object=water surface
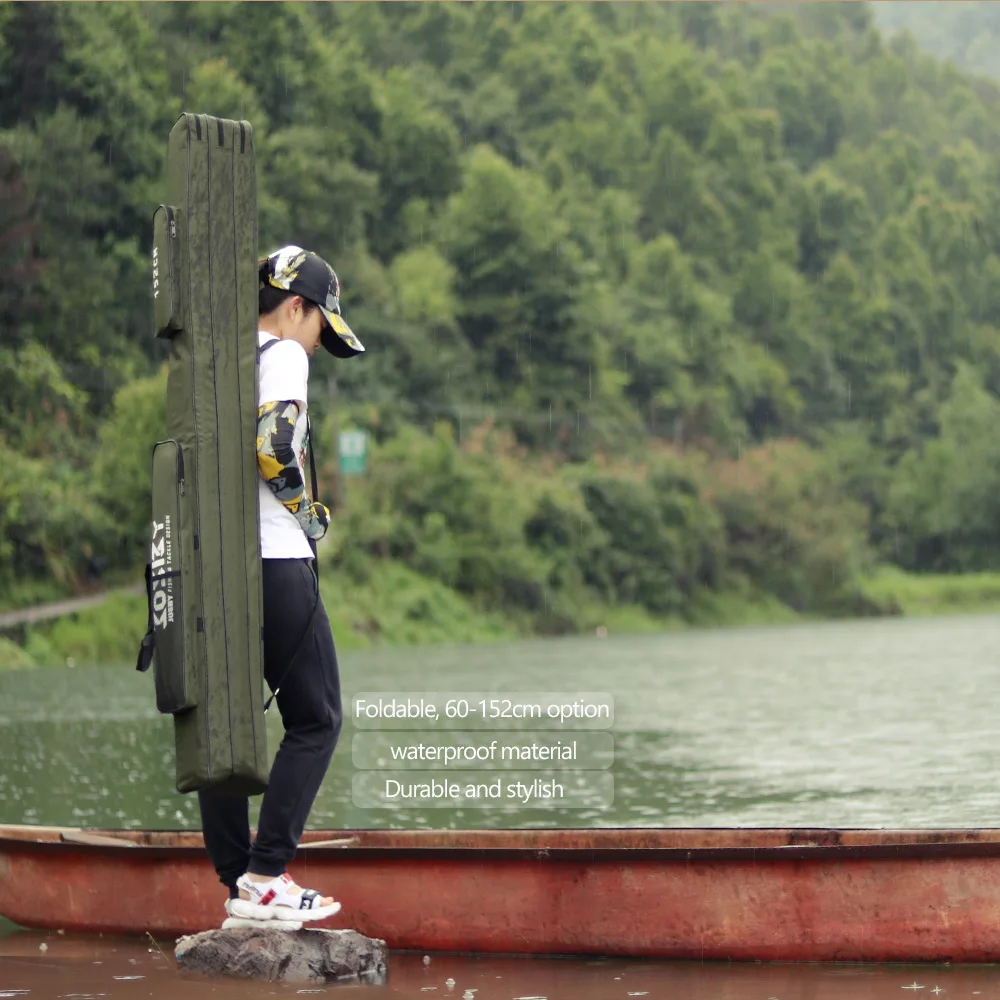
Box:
[2,613,998,830]
[2,928,1000,1000]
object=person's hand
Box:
[305,501,330,540]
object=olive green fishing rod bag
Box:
[135,112,268,797]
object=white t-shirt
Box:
[257,331,315,560]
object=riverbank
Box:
[856,568,1000,618]
[2,564,1000,670]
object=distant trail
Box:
[0,584,145,630]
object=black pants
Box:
[197,557,342,892]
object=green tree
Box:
[885,364,1000,571]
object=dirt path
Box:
[0,584,145,630]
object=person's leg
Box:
[249,557,342,880]
[196,790,251,898]
[198,558,330,902]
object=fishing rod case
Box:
[136,112,268,797]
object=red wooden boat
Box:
[3,824,1000,962]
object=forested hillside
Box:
[3,1,1000,657]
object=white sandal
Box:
[227,872,341,923]
[222,904,302,932]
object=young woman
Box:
[197,245,364,927]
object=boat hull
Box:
[2,825,1000,961]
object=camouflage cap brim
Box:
[320,307,365,357]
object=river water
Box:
[2,613,1000,997]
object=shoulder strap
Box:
[307,419,319,573]
[257,337,279,359]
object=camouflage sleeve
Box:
[256,400,329,540]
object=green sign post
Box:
[338,429,369,477]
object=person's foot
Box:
[242,871,335,909]
[228,872,341,923]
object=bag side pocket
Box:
[150,438,196,713]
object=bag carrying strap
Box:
[135,562,157,673]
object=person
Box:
[197,245,365,928]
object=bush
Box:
[703,439,874,613]
[328,421,877,626]
[0,636,36,670]
[576,456,726,615]
[331,422,553,618]
[0,437,116,593]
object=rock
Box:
[174,926,388,984]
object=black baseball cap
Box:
[260,245,365,358]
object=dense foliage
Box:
[3,1,999,640]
